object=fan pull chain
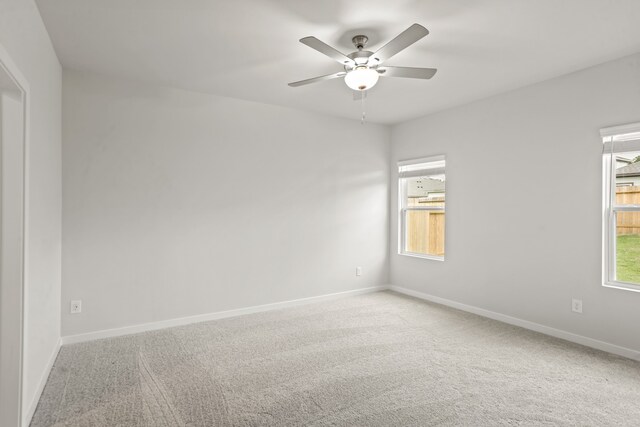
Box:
[361,91,366,125]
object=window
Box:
[398,156,445,260]
[602,123,640,292]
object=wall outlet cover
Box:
[572,298,583,314]
[71,300,82,314]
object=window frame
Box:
[398,155,446,261]
[602,123,640,293]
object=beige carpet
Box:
[31,291,640,426]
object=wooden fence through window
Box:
[406,197,445,256]
[617,186,640,235]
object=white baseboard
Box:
[390,285,640,362]
[23,337,62,426]
[60,283,640,361]
[61,286,388,345]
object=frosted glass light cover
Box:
[344,67,379,91]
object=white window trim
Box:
[600,122,640,139]
[602,123,640,293]
[398,155,445,261]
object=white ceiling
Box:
[36,0,640,124]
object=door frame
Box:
[0,41,30,427]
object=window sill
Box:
[398,252,444,262]
[603,281,640,293]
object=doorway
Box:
[0,46,27,427]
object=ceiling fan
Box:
[288,23,437,92]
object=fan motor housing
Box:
[345,50,375,71]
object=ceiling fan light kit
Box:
[289,23,437,94]
[344,66,379,90]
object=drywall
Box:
[391,52,640,352]
[0,0,62,423]
[62,69,390,336]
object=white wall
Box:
[62,69,389,337]
[391,53,640,352]
[0,0,62,422]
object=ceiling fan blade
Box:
[288,72,347,87]
[300,37,355,66]
[377,66,437,79]
[371,24,429,64]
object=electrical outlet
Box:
[572,298,582,314]
[70,300,82,314]
[356,266,362,277]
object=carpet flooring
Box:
[31,291,640,426]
